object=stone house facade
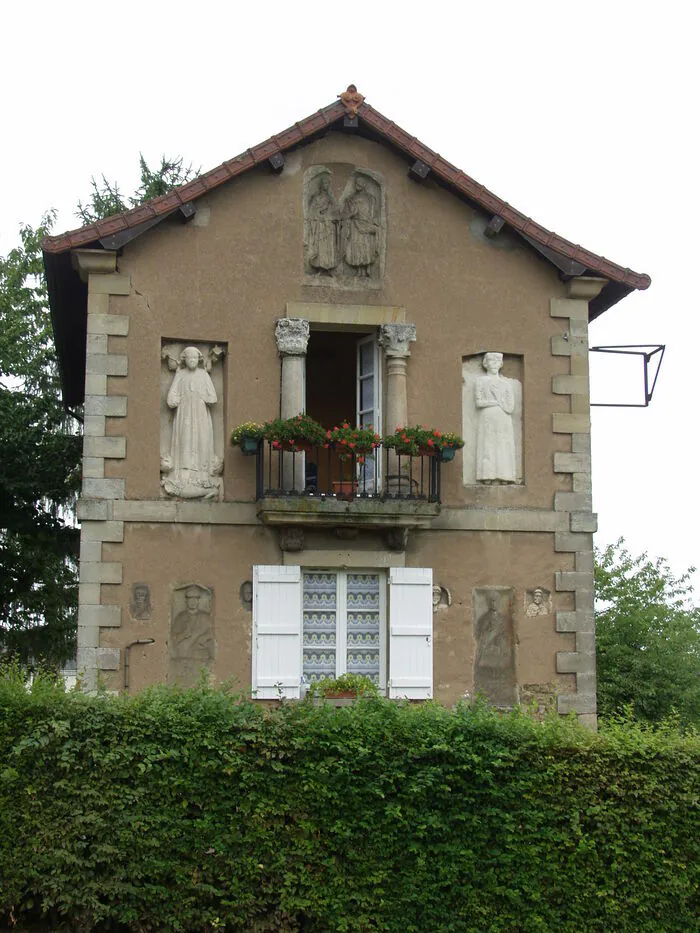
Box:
[44,87,650,725]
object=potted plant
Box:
[436,431,465,462]
[328,422,381,462]
[230,421,265,455]
[310,673,379,702]
[262,414,326,452]
[383,425,464,460]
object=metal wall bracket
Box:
[589,344,665,407]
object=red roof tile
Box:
[42,93,650,296]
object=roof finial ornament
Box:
[339,84,364,117]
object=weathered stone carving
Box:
[303,166,386,285]
[130,583,152,621]
[462,352,523,485]
[432,584,452,611]
[168,584,215,686]
[472,587,517,707]
[305,171,340,275]
[240,580,253,611]
[160,343,225,500]
[385,527,409,551]
[279,527,305,552]
[379,323,417,359]
[275,318,310,357]
[525,587,552,617]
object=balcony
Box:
[254,442,442,530]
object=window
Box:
[252,565,433,700]
[302,571,386,687]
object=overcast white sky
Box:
[2,1,698,579]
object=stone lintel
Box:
[287,301,405,327]
[72,249,117,281]
[283,550,406,569]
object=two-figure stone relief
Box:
[472,587,517,707]
[160,343,225,500]
[167,583,215,686]
[303,166,386,285]
[462,352,523,485]
[525,587,552,617]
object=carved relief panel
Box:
[525,587,552,616]
[167,583,215,686]
[462,352,523,486]
[160,342,226,500]
[303,165,386,287]
[472,587,517,707]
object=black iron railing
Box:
[254,442,441,503]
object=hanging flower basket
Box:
[328,422,380,461]
[263,414,326,451]
[230,421,265,455]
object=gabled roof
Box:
[44,87,650,407]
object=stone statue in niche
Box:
[525,587,552,617]
[432,584,452,612]
[472,587,517,707]
[303,166,385,285]
[168,584,215,686]
[130,583,152,621]
[462,352,523,485]
[160,343,225,500]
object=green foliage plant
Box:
[1,671,697,932]
[310,673,380,698]
[596,539,700,725]
[263,414,326,450]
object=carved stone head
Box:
[482,352,504,375]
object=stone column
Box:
[275,318,310,492]
[379,323,416,489]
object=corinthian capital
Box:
[275,318,310,357]
[379,323,417,358]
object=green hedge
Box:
[0,673,698,932]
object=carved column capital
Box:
[275,318,310,357]
[379,323,416,358]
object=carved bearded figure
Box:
[162,347,221,499]
[475,352,516,483]
[342,175,378,276]
[306,174,339,273]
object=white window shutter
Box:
[388,567,433,699]
[252,565,302,699]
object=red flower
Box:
[326,430,331,439]
[289,439,294,445]
[349,442,355,448]
[343,422,349,429]
[357,456,365,464]
[433,430,442,438]
[428,438,434,446]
